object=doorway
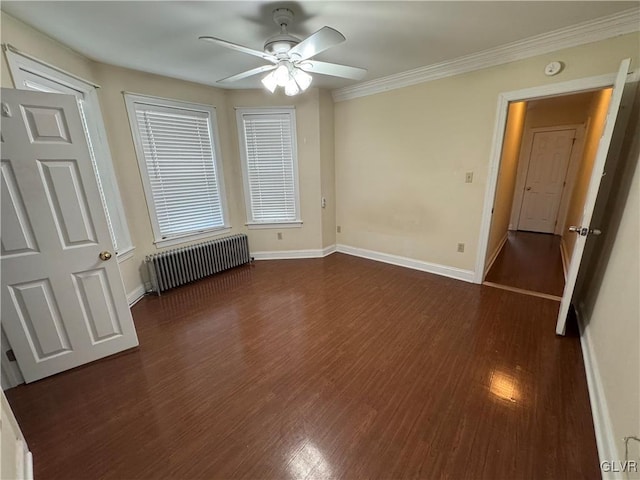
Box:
[482,90,612,299]
[475,60,634,335]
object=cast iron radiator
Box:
[145,234,250,294]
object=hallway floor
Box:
[485,231,565,297]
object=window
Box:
[125,94,228,247]
[236,107,301,227]
[5,48,134,260]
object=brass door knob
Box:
[99,251,113,261]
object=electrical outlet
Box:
[277,232,283,240]
[465,172,474,183]
[321,197,327,208]
[337,226,342,233]
[457,243,465,253]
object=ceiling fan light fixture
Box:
[274,63,291,87]
[292,68,312,91]
[261,71,278,93]
[202,8,367,93]
[284,79,300,96]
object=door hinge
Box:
[6,349,16,362]
[1,102,12,118]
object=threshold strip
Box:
[482,281,562,302]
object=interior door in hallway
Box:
[556,58,633,334]
[517,128,575,233]
[1,88,139,383]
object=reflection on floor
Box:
[485,231,565,297]
[6,254,597,479]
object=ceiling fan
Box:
[199,8,367,96]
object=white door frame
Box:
[474,70,637,285]
[509,124,585,234]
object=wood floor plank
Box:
[6,253,599,479]
[485,231,566,296]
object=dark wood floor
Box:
[485,231,566,296]
[6,254,598,479]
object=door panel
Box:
[1,161,39,256]
[38,159,98,246]
[9,278,72,360]
[518,129,575,233]
[21,105,71,143]
[1,88,138,382]
[73,269,123,343]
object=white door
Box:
[556,58,631,334]
[518,129,575,233]
[0,88,139,382]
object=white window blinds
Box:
[238,111,300,224]
[128,98,226,240]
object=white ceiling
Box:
[2,1,637,90]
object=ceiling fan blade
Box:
[298,60,367,80]
[218,65,277,84]
[199,36,278,63]
[288,26,345,62]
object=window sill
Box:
[246,221,303,230]
[116,246,136,263]
[154,227,232,249]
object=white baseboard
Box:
[322,244,337,257]
[252,245,336,260]
[560,238,570,281]
[484,232,509,277]
[336,244,475,283]
[127,284,146,306]
[576,303,619,477]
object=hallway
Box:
[485,231,565,297]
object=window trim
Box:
[4,48,135,258]
[124,93,230,248]
[236,106,302,227]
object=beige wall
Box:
[562,89,613,261]
[334,33,640,271]
[319,89,336,248]
[524,91,595,130]
[1,12,96,88]
[485,101,526,267]
[575,86,640,468]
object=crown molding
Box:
[332,8,640,102]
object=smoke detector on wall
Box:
[544,61,563,76]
